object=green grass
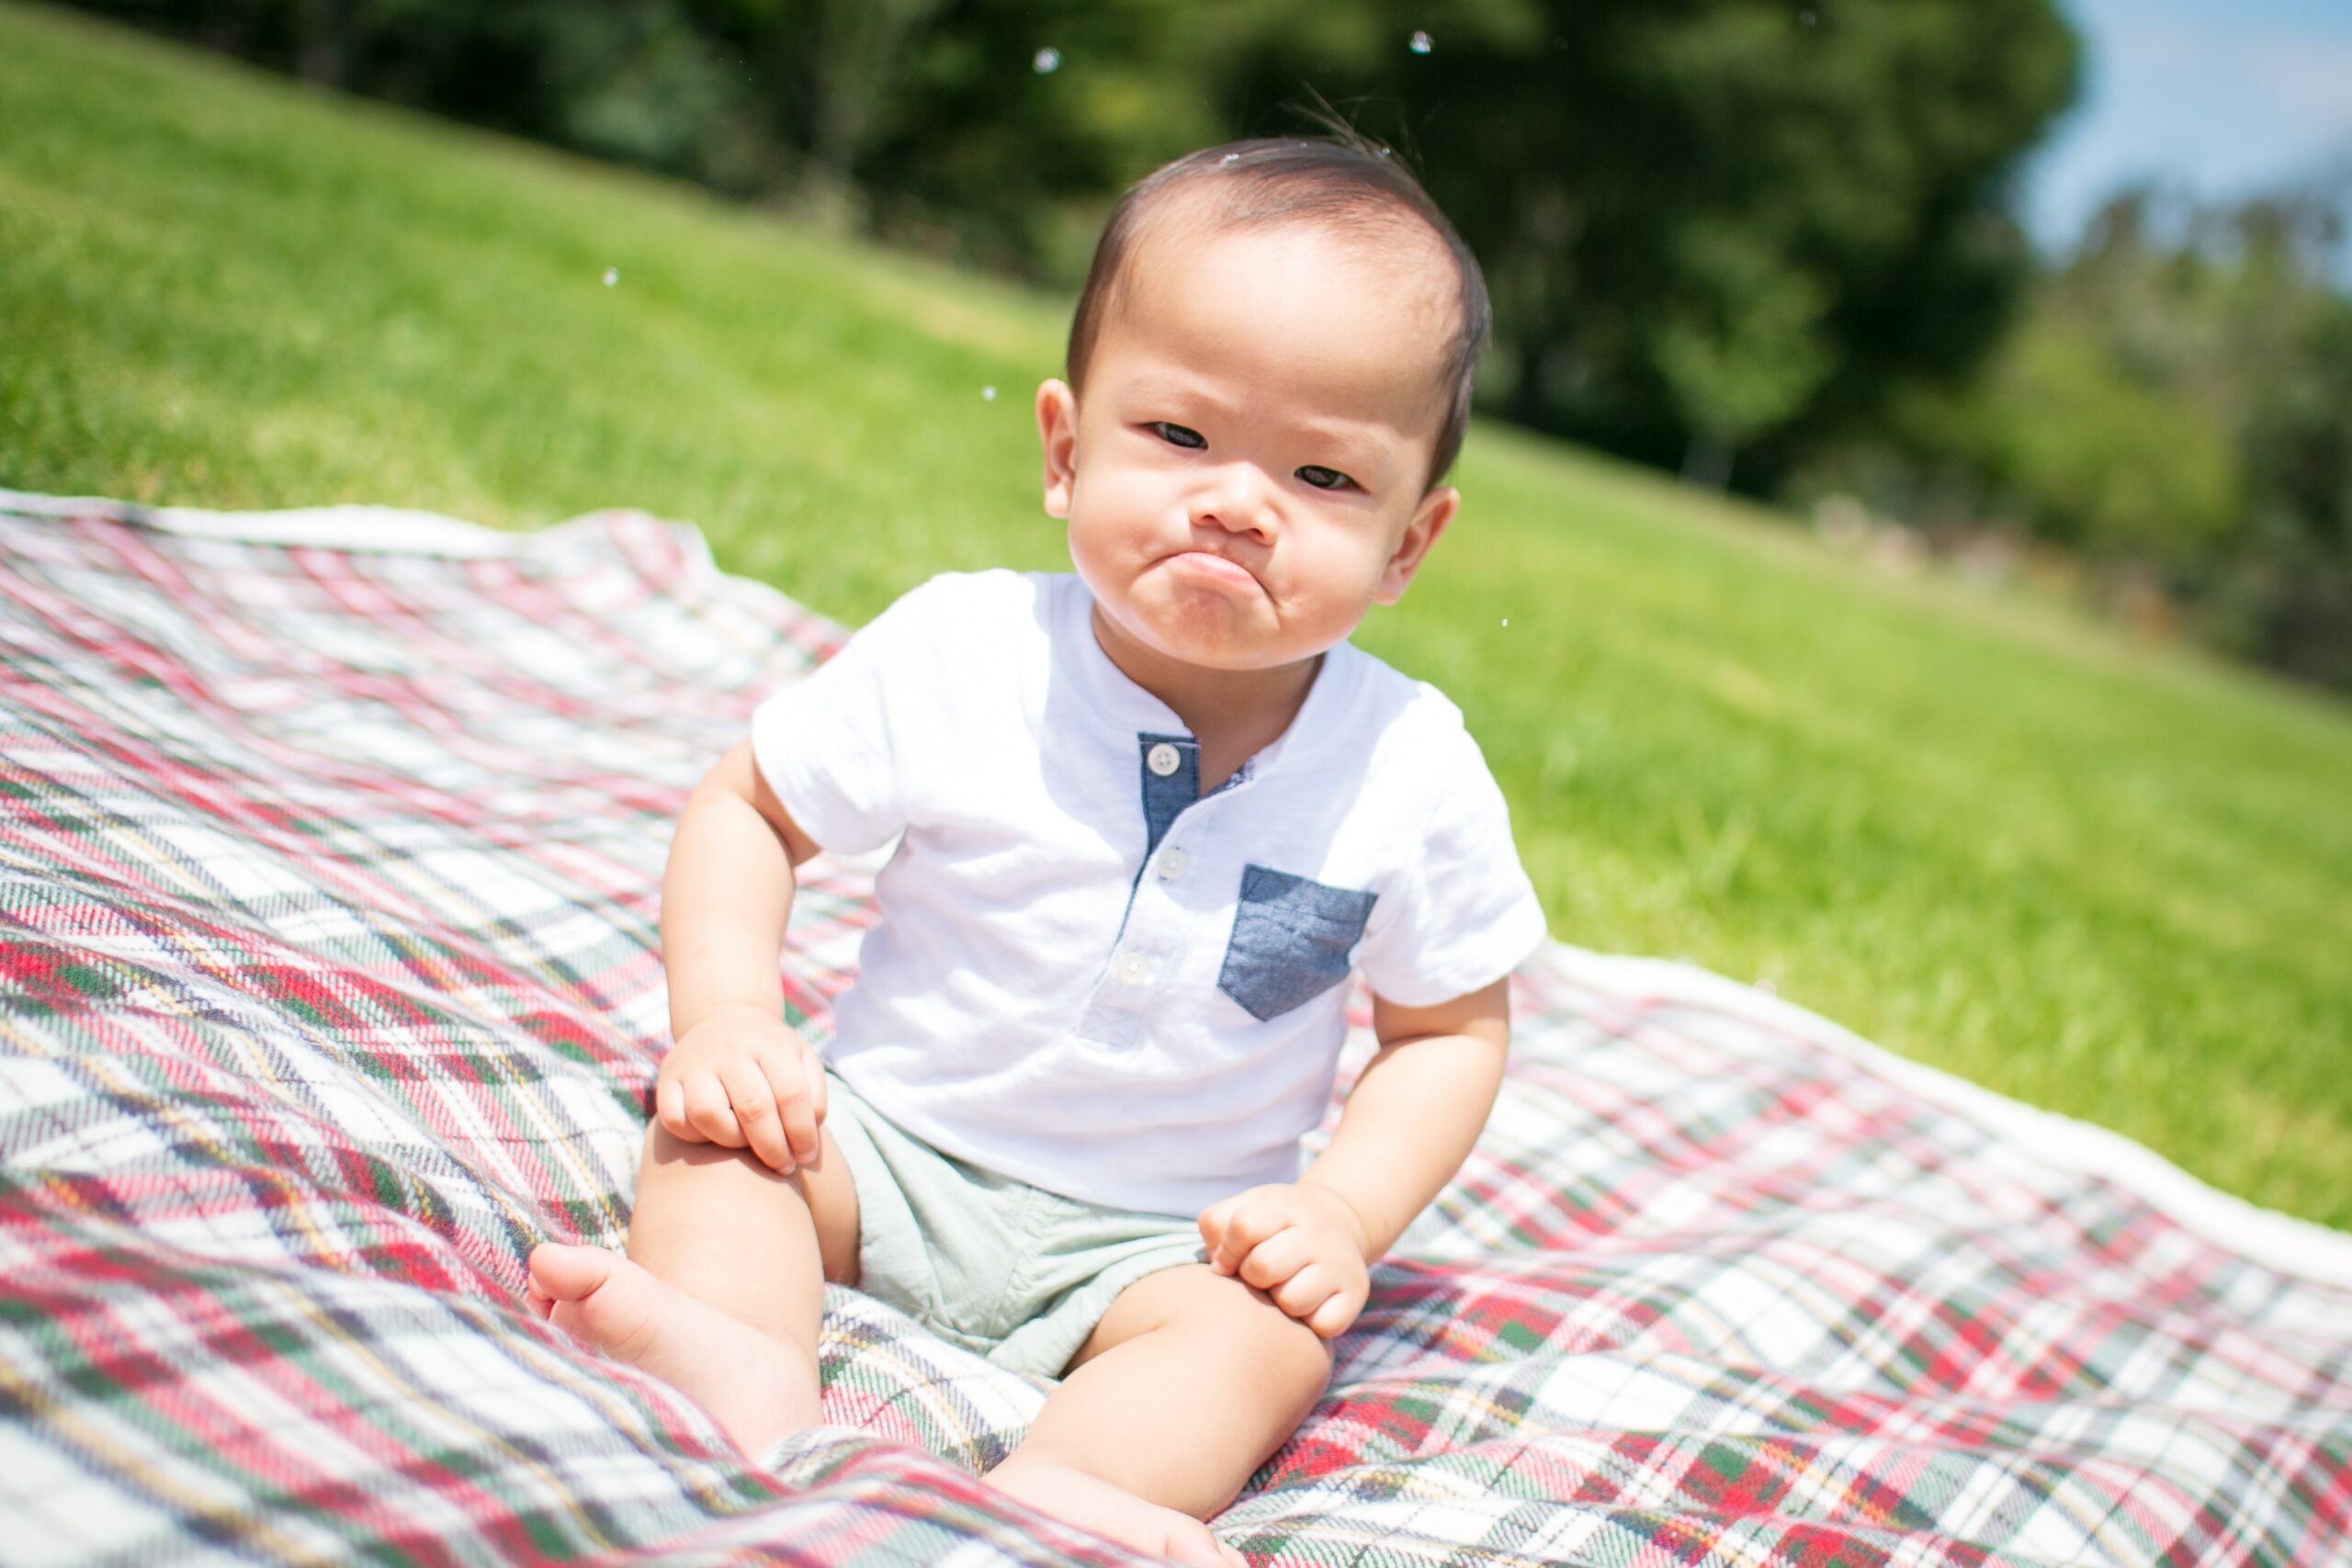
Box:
[5,1,2349,1228]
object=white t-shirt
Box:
[750,570,1547,1216]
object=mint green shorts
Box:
[820,1071,1208,1380]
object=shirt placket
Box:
[1072,733,1250,1048]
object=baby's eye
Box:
[1151,422,1206,450]
[1296,465,1355,492]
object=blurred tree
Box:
[69,0,766,185]
[845,0,1229,276]
[298,0,356,83]
[60,0,2075,490]
[1995,186,2352,686]
[1975,322,2242,558]
[2191,193,2352,686]
[807,0,945,186]
[1805,183,2352,691]
[681,0,948,213]
[1651,229,1836,488]
[1204,0,2077,489]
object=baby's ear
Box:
[1035,379,1080,519]
[1375,484,1459,605]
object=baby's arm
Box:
[655,737,831,1173]
[1199,979,1510,1337]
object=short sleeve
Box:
[748,577,954,857]
[1354,718,1548,1008]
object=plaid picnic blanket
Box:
[2,489,2347,1568]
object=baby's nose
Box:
[1197,467,1276,536]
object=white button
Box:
[1158,847,1188,880]
[1117,953,1154,985]
[1146,743,1182,777]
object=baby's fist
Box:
[656,1006,826,1175]
[1198,1181,1373,1338]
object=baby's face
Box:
[1037,220,1460,680]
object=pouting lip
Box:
[1161,547,1263,589]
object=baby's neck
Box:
[1089,606,1322,791]
[1178,669,1320,793]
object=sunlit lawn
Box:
[5,0,2348,1228]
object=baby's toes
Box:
[1159,1517,1242,1568]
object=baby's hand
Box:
[1198,1181,1373,1338]
[655,1004,827,1175]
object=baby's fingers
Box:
[1202,1190,1288,1275]
[654,1075,696,1141]
[683,1071,746,1149]
[657,1071,722,1144]
[718,1055,793,1172]
[1197,1199,1234,1271]
[1197,1200,1229,1267]
[757,1050,820,1168]
[1271,1264,1345,1332]
[1235,1227,1312,1294]
[1305,1282,1364,1339]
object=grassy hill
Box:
[5,0,2348,1228]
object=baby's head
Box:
[1069,135,1488,490]
[1037,134,1491,682]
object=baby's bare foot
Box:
[526,1243,817,1456]
[987,1457,1245,1567]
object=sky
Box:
[2023,0,2352,250]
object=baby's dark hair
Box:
[1066,129,1490,488]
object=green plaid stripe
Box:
[2,492,2347,1566]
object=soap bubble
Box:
[982,386,997,400]
[1799,9,1816,24]
[1409,29,1433,54]
[1500,617,1510,627]
[1033,47,1060,73]
[603,267,618,287]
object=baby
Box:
[528,132,1545,1566]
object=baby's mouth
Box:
[1164,549,1261,591]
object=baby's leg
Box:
[527,1125,860,1457]
[988,1265,1330,1567]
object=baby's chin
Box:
[1085,567,1350,678]
[1130,613,1340,682]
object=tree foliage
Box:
[68,0,2076,484]
[1199,1,2075,487]
[1803,185,2352,690]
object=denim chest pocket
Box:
[1217,864,1378,1022]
